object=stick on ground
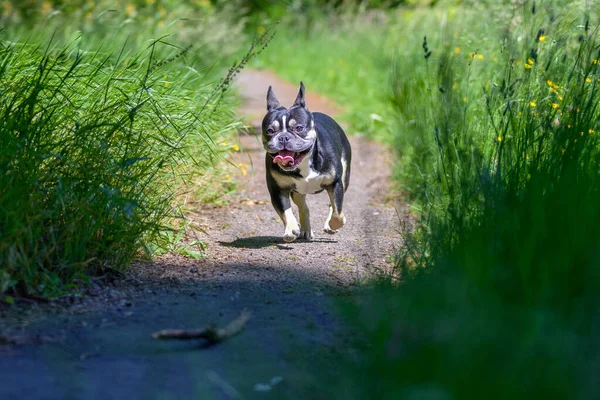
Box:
[152,310,251,343]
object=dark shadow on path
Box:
[219,236,337,249]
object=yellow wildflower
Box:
[525,64,532,69]
[41,0,52,15]
[497,136,503,142]
[552,103,559,109]
[538,35,546,42]
[529,101,537,107]
[586,77,592,83]
[232,144,240,152]
[527,58,535,65]
[257,26,266,34]
[476,54,484,60]
[589,129,595,134]
[547,80,559,89]
[454,47,461,54]
[125,3,136,17]
[158,20,165,28]
[593,60,598,65]
[225,174,231,182]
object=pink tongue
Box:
[273,150,295,166]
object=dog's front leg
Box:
[324,181,346,234]
[268,186,300,242]
[292,192,313,240]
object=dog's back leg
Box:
[324,181,346,233]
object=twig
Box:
[152,311,251,343]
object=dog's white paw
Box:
[298,230,314,241]
[283,229,300,242]
[329,214,346,230]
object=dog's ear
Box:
[292,81,306,108]
[266,86,282,111]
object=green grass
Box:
[0,1,274,298]
[252,1,600,397]
[346,1,600,398]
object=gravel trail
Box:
[0,69,403,400]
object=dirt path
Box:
[0,70,403,399]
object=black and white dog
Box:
[262,82,351,242]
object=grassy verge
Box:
[0,1,271,298]
[252,1,600,396]
[345,1,600,397]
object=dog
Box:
[261,82,351,242]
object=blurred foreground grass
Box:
[257,1,600,397]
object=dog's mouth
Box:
[273,149,308,170]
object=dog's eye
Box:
[266,128,275,135]
[295,125,304,133]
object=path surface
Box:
[0,70,402,399]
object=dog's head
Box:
[262,82,316,172]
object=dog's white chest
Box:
[293,157,332,194]
[293,169,327,194]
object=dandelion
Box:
[552,103,559,109]
[497,136,503,142]
[529,101,537,107]
[593,60,598,65]
[589,129,595,134]
[454,47,461,54]
[225,174,232,182]
[538,35,546,42]
[476,54,484,60]
[527,58,535,65]
[525,63,532,69]
[547,80,559,89]
[586,77,592,83]
[232,144,240,151]
[558,95,563,101]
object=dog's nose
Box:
[279,136,289,146]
